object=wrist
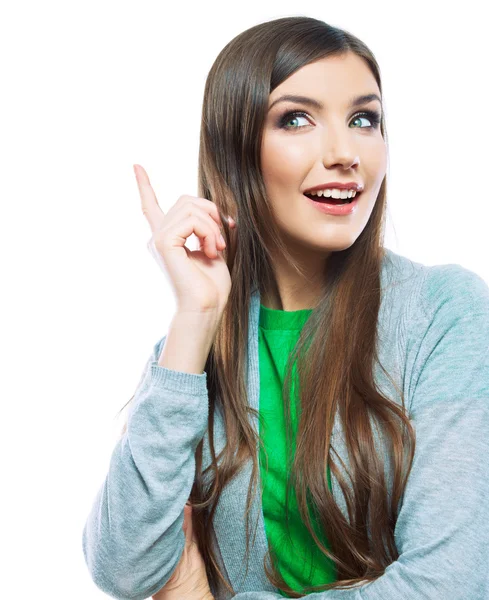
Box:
[158,312,218,374]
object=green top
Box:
[258,303,337,596]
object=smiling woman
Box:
[82,14,489,600]
[261,53,385,258]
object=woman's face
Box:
[261,52,387,258]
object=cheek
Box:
[369,140,387,179]
[261,136,310,186]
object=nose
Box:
[320,121,360,170]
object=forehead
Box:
[268,53,379,108]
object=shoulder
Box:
[399,260,489,414]
[382,248,489,321]
[418,262,489,320]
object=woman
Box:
[82,16,489,600]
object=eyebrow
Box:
[268,93,382,112]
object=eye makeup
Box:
[275,108,382,131]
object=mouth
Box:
[303,190,362,204]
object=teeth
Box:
[307,188,357,199]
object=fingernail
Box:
[219,234,225,245]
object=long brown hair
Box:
[122,15,416,597]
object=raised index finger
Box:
[133,164,165,233]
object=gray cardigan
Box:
[82,249,489,599]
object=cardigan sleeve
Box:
[231,264,489,600]
[82,335,210,600]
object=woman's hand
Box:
[152,503,214,600]
[134,163,236,316]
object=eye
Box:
[278,111,311,130]
[350,110,382,129]
[277,109,382,131]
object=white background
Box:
[1,1,487,598]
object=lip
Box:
[303,181,364,194]
[305,190,362,216]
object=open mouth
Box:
[303,191,361,204]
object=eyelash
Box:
[278,109,382,131]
